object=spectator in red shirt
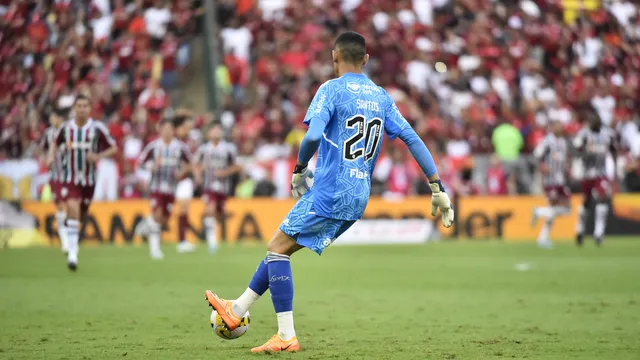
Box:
[119,160,144,199]
[160,32,179,90]
[385,147,417,198]
[486,156,510,195]
[137,80,169,123]
[51,49,72,86]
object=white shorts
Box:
[175,178,194,200]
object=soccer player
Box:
[174,116,197,253]
[42,109,68,252]
[204,31,454,353]
[135,118,192,259]
[530,120,571,248]
[50,95,118,270]
[573,112,617,246]
[193,123,240,253]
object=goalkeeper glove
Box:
[429,180,454,228]
[291,163,314,199]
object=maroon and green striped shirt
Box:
[55,119,116,186]
[138,138,192,194]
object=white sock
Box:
[276,311,296,341]
[553,206,571,216]
[66,219,79,264]
[594,204,609,238]
[534,206,554,219]
[56,211,68,251]
[204,216,217,250]
[576,206,586,235]
[537,219,553,246]
[232,288,260,316]
[147,217,162,255]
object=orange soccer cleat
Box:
[204,290,241,330]
[250,334,301,353]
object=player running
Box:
[193,123,240,253]
[49,95,118,270]
[135,118,192,259]
[41,109,68,253]
[573,113,617,246]
[204,32,454,353]
[530,120,571,248]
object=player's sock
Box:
[66,219,80,264]
[232,256,269,316]
[55,210,68,252]
[594,204,609,241]
[204,216,218,252]
[178,214,188,243]
[276,311,296,341]
[266,252,296,341]
[534,206,553,219]
[537,218,553,248]
[575,206,586,235]
[147,217,163,258]
[575,205,587,246]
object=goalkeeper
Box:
[205,31,453,353]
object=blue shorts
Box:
[279,192,356,255]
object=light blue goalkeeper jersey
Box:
[303,72,410,221]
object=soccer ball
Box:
[210,309,250,340]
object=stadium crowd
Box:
[1,0,640,201]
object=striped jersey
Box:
[138,138,192,194]
[55,119,116,186]
[41,126,65,182]
[533,133,569,186]
[573,126,617,179]
[194,141,237,194]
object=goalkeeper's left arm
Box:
[291,119,325,198]
[398,127,454,228]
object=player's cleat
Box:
[204,290,241,330]
[67,262,77,272]
[576,234,584,247]
[150,250,165,260]
[250,334,300,353]
[176,241,196,253]
[595,237,603,247]
[537,241,553,249]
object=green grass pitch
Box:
[1,239,639,360]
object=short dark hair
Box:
[334,31,366,65]
[53,108,66,118]
[74,94,91,105]
[172,115,190,128]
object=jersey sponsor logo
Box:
[66,141,93,150]
[322,238,331,247]
[349,168,368,179]
[360,84,381,94]
[346,81,361,94]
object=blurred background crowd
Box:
[1,0,640,202]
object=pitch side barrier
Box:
[10,195,640,247]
